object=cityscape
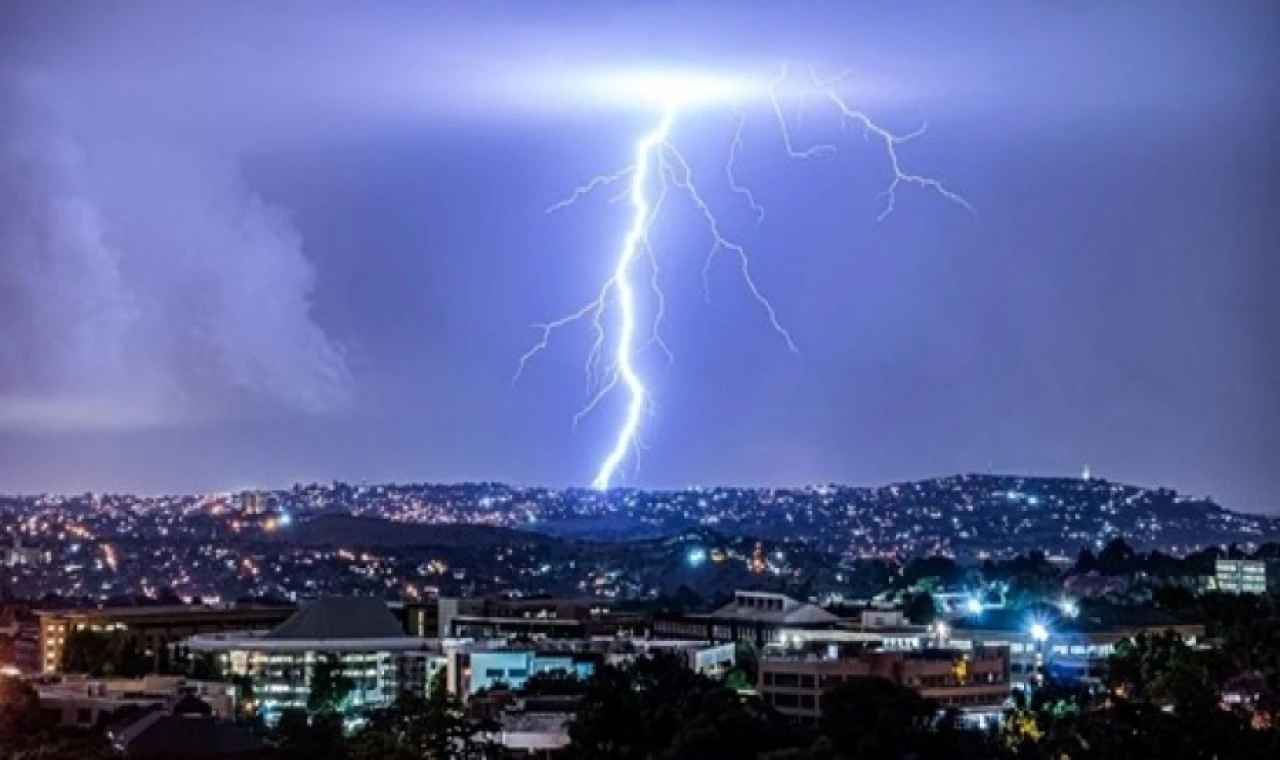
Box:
[2,474,1278,605]
[2,2,1278,760]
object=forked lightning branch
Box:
[514,65,972,490]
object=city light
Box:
[966,597,983,615]
[1029,622,1049,643]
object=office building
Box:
[1214,559,1271,595]
[37,603,294,675]
[651,590,842,647]
[185,596,436,719]
[436,595,643,640]
[758,643,1011,726]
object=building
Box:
[37,603,294,675]
[1214,559,1271,594]
[448,638,734,697]
[1,536,46,568]
[185,596,436,719]
[435,595,643,640]
[465,647,597,694]
[108,695,267,760]
[754,604,1205,693]
[36,675,234,728]
[758,643,1010,726]
[651,590,842,647]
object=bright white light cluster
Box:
[516,65,971,489]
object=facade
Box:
[652,590,842,647]
[186,596,436,719]
[1214,559,1271,594]
[448,638,733,697]
[435,595,643,640]
[36,675,233,728]
[761,609,1204,692]
[466,648,596,694]
[758,644,1010,725]
[37,603,294,675]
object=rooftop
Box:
[111,707,265,759]
[265,595,407,641]
[703,591,840,626]
[36,603,292,619]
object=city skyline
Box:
[1,2,1277,512]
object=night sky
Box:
[1,2,1276,511]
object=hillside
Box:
[270,514,562,550]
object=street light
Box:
[1029,622,1048,643]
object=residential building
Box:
[185,596,436,719]
[37,603,294,675]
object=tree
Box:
[818,677,937,760]
[520,669,587,697]
[349,672,501,760]
[1073,548,1098,574]
[567,653,799,760]
[61,628,114,676]
[1106,631,1222,709]
[274,708,348,760]
[1097,538,1136,575]
[900,556,963,589]
[308,652,355,714]
[0,676,116,759]
[187,650,225,680]
[902,592,937,625]
[61,628,149,677]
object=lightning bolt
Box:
[516,66,971,490]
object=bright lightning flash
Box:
[515,66,971,490]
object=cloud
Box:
[0,76,351,431]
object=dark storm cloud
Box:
[0,75,350,430]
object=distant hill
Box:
[501,474,1280,556]
[272,514,561,550]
